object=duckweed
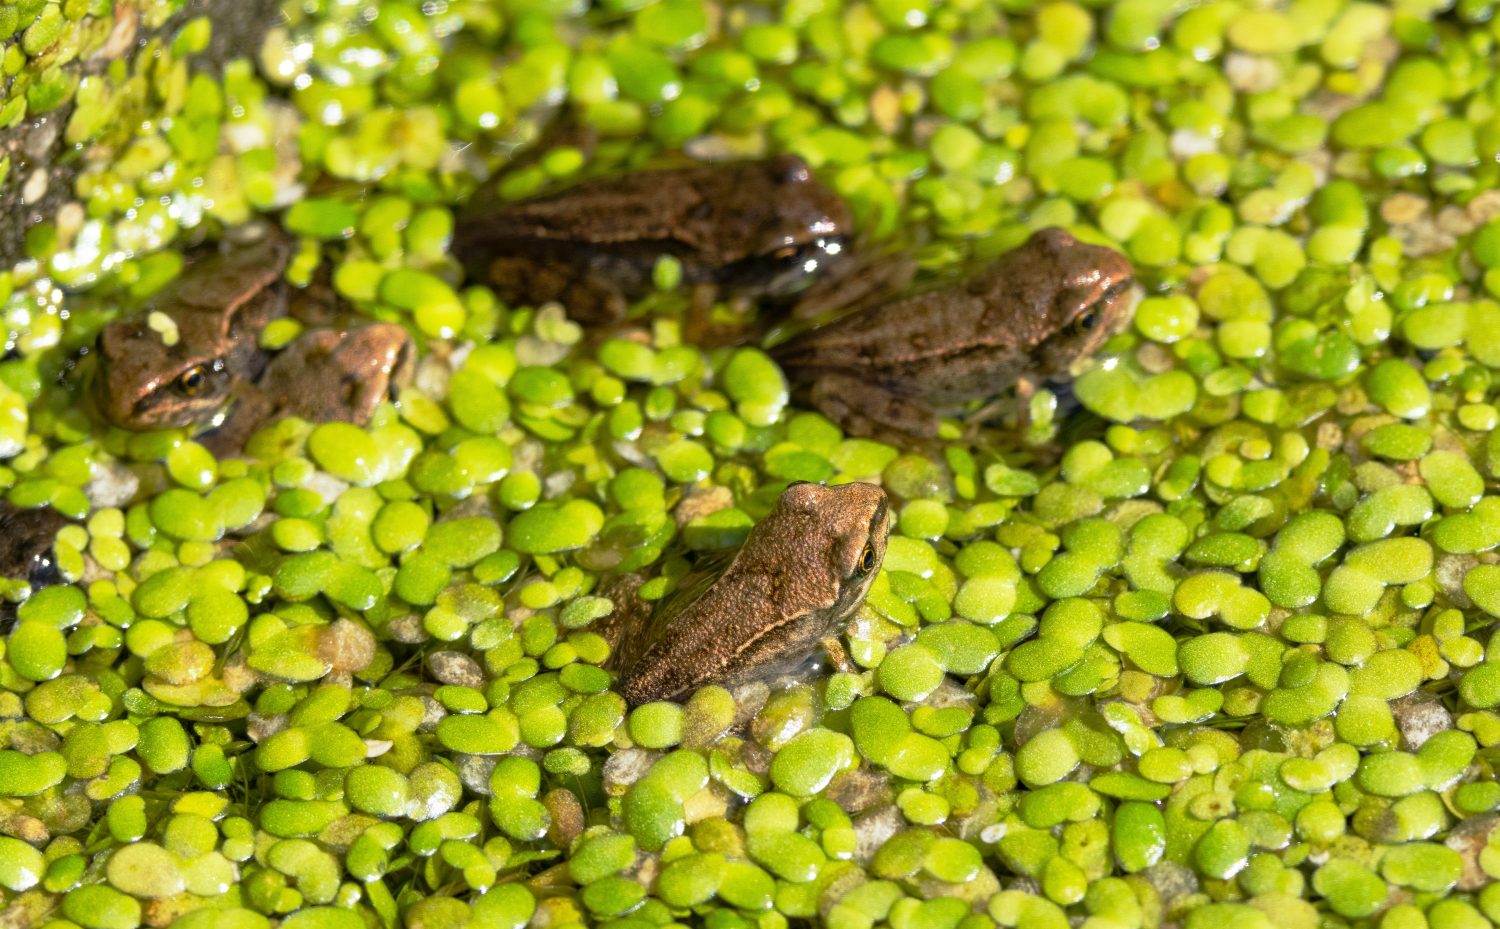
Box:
[3,0,1500,925]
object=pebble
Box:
[428,651,485,687]
[1391,693,1453,750]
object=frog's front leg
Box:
[806,373,941,439]
[819,637,855,673]
[197,385,277,458]
[963,377,1034,433]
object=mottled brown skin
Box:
[93,233,292,432]
[452,155,854,324]
[770,228,1135,439]
[0,504,68,587]
[0,503,70,628]
[603,481,890,705]
[208,322,415,455]
[92,230,414,455]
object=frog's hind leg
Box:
[483,255,631,325]
[491,114,599,180]
[327,325,414,423]
[592,574,651,671]
[788,251,918,321]
[682,283,730,346]
[286,262,345,328]
[806,373,942,440]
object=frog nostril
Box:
[774,154,810,184]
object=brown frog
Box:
[0,503,70,628]
[92,231,414,455]
[769,227,1135,439]
[452,155,855,325]
[598,481,890,705]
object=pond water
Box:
[0,0,1496,927]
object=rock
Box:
[602,747,660,795]
[824,768,893,815]
[1446,814,1499,891]
[543,788,585,848]
[852,804,904,865]
[1141,860,1201,911]
[1391,692,1452,750]
[455,754,498,796]
[427,651,485,688]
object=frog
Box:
[451,154,855,326]
[92,230,415,455]
[0,502,70,629]
[597,480,890,705]
[768,227,1135,440]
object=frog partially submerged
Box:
[770,228,1135,439]
[0,502,70,628]
[0,504,68,589]
[452,155,855,325]
[92,230,414,455]
[598,481,890,705]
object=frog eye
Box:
[1071,309,1100,335]
[175,365,209,397]
[856,543,879,575]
